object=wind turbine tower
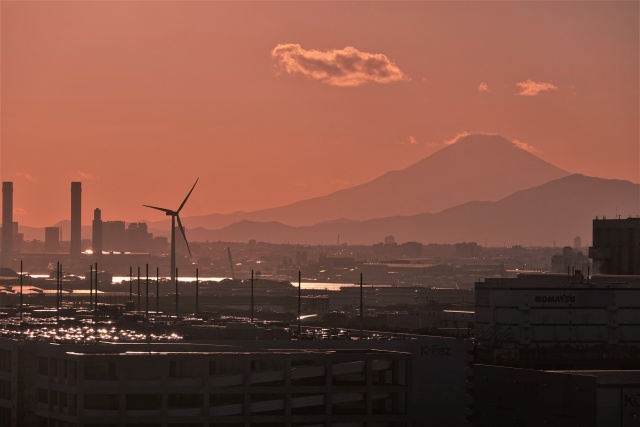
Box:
[144,178,198,282]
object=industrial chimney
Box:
[92,208,102,256]
[70,182,82,258]
[1,182,13,268]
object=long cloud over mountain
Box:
[271,44,410,87]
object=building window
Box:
[209,393,243,407]
[0,350,11,372]
[84,394,119,410]
[59,392,68,409]
[49,390,58,407]
[69,361,77,380]
[49,358,58,377]
[37,388,48,404]
[84,361,117,381]
[0,408,11,427]
[332,392,367,416]
[168,394,203,409]
[126,394,162,411]
[38,357,48,375]
[0,380,11,400]
[169,360,178,377]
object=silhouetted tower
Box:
[70,182,82,258]
[92,208,103,256]
[1,182,13,268]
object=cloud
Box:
[76,170,98,180]
[477,82,490,93]
[442,132,541,154]
[512,139,541,154]
[444,131,470,146]
[516,79,558,96]
[272,44,410,87]
[14,173,37,183]
[13,207,29,217]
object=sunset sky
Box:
[1,1,638,228]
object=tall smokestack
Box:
[71,182,82,258]
[1,182,13,268]
[92,208,102,256]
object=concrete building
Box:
[550,245,589,274]
[590,217,640,275]
[102,221,126,253]
[70,182,82,259]
[474,364,640,427]
[1,338,412,426]
[1,182,13,269]
[44,227,61,253]
[475,272,640,352]
[126,223,152,253]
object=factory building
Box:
[1,338,411,426]
[474,217,640,426]
[0,330,472,427]
[474,364,640,427]
[475,272,640,353]
[590,217,640,275]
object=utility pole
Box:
[360,272,363,338]
[298,271,302,335]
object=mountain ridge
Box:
[172,134,569,230]
[184,174,639,246]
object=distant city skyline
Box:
[1,1,638,227]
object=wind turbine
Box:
[144,178,199,282]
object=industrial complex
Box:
[0,181,638,426]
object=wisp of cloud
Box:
[272,44,410,87]
[516,79,558,96]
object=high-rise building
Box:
[92,208,103,255]
[102,221,126,252]
[126,222,152,253]
[574,235,582,250]
[589,217,640,275]
[1,182,13,268]
[44,227,61,253]
[70,182,82,258]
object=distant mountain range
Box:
[18,134,639,246]
[183,174,640,246]
[172,134,569,230]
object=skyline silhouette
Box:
[1,1,638,228]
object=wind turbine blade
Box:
[176,215,191,258]
[143,205,174,215]
[177,178,199,213]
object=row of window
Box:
[0,349,11,373]
[38,357,79,381]
[37,357,403,385]
[0,379,11,400]
[38,421,409,427]
[37,391,405,414]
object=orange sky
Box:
[1,1,638,227]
